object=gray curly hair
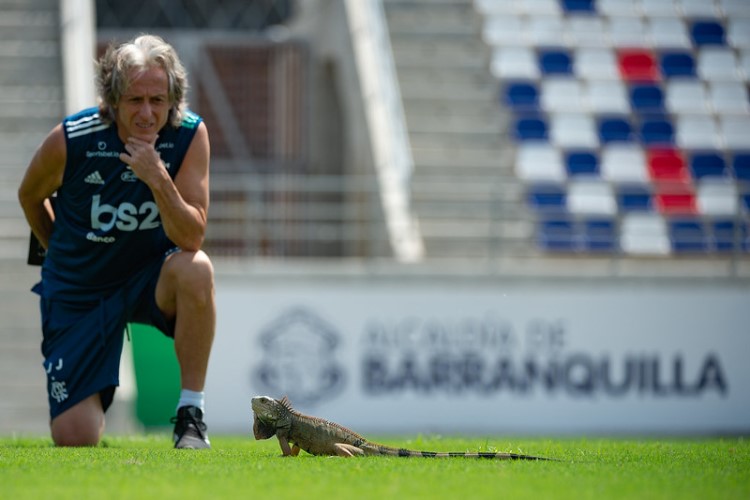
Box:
[96,34,189,127]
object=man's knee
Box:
[50,396,105,447]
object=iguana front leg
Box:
[277,435,293,456]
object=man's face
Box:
[115,65,171,143]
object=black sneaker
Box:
[171,406,211,449]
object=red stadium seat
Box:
[617,49,660,82]
[646,148,689,184]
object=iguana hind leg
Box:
[333,443,365,457]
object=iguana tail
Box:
[362,443,550,460]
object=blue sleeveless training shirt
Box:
[36,107,203,301]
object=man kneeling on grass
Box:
[18,34,215,449]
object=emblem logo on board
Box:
[254,308,345,406]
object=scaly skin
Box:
[251,396,551,459]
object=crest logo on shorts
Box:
[254,308,345,406]
[46,358,69,403]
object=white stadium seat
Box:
[567,17,608,48]
[516,143,565,182]
[609,18,650,48]
[676,116,721,149]
[621,214,671,255]
[678,0,720,18]
[708,81,750,114]
[697,181,739,216]
[665,80,709,115]
[649,18,692,50]
[698,48,742,82]
[482,15,526,47]
[542,79,585,113]
[568,180,617,216]
[601,145,649,184]
[490,47,539,80]
[550,113,598,148]
[575,47,620,80]
[641,0,680,17]
[587,80,631,114]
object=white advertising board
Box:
[206,278,750,435]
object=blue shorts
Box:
[36,255,175,420]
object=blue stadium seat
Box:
[669,219,708,252]
[712,219,746,252]
[690,152,727,179]
[539,49,573,75]
[660,52,697,78]
[583,218,616,251]
[514,115,549,141]
[565,151,599,176]
[617,185,652,212]
[733,153,750,181]
[561,0,595,13]
[527,184,567,212]
[598,116,634,143]
[690,20,726,46]
[640,116,675,145]
[504,82,539,111]
[537,218,577,251]
[629,84,665,113]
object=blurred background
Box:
[1,0,748,436]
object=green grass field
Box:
[1,434,748,499]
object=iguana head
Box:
[251,395,293,440]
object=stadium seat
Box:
[629,84,665,113]
[528,16,565,47]
[697,181,739,216]
[679,0,720,18]
[539,49,573,75]
[616,185,653,211]
[721,0,750,18]
[598,0,639,17]
[550,113,598,148]
[697,48,741,81]
[655,192,698,215]
[676,116,721,149]
[727,19,750,49]
[660,52,697,79]
[504,81,540,111]
[690,152,728,179]
[708,82,749,114]
[561,0,595,13]
[720,116,750,149]
[690,20,727,46]
[610,18,649,48]
[665,80,709,115]
[618,49,660,82]
[483,15,526,47]
[567,180,617,215]
[521,0,563,16]
[565,150,599,177]
[641,0,679,17]
[621,213,671,254]
[712,219,748,252]
[649,18,692,49]
[537,218,577,252]
[527,184,567,212]
[567,16,608,47]
[598,116,634,143]
[733,153,750,181]
[575,48,620,80]
[516,143,565,181]
[640,117,676,145]
[541,79,584,112]
[474,0,520,15]
[669,218,708,252]
[490,47,540,80]
[647,147,689,184]
[514,115,549,141]
[588,81,630,114]
[601,144,648,182]
[583,218,617,251]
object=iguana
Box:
[251,395,551,460]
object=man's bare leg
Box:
[50,393,105,446]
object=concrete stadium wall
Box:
[207,262,749,435]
